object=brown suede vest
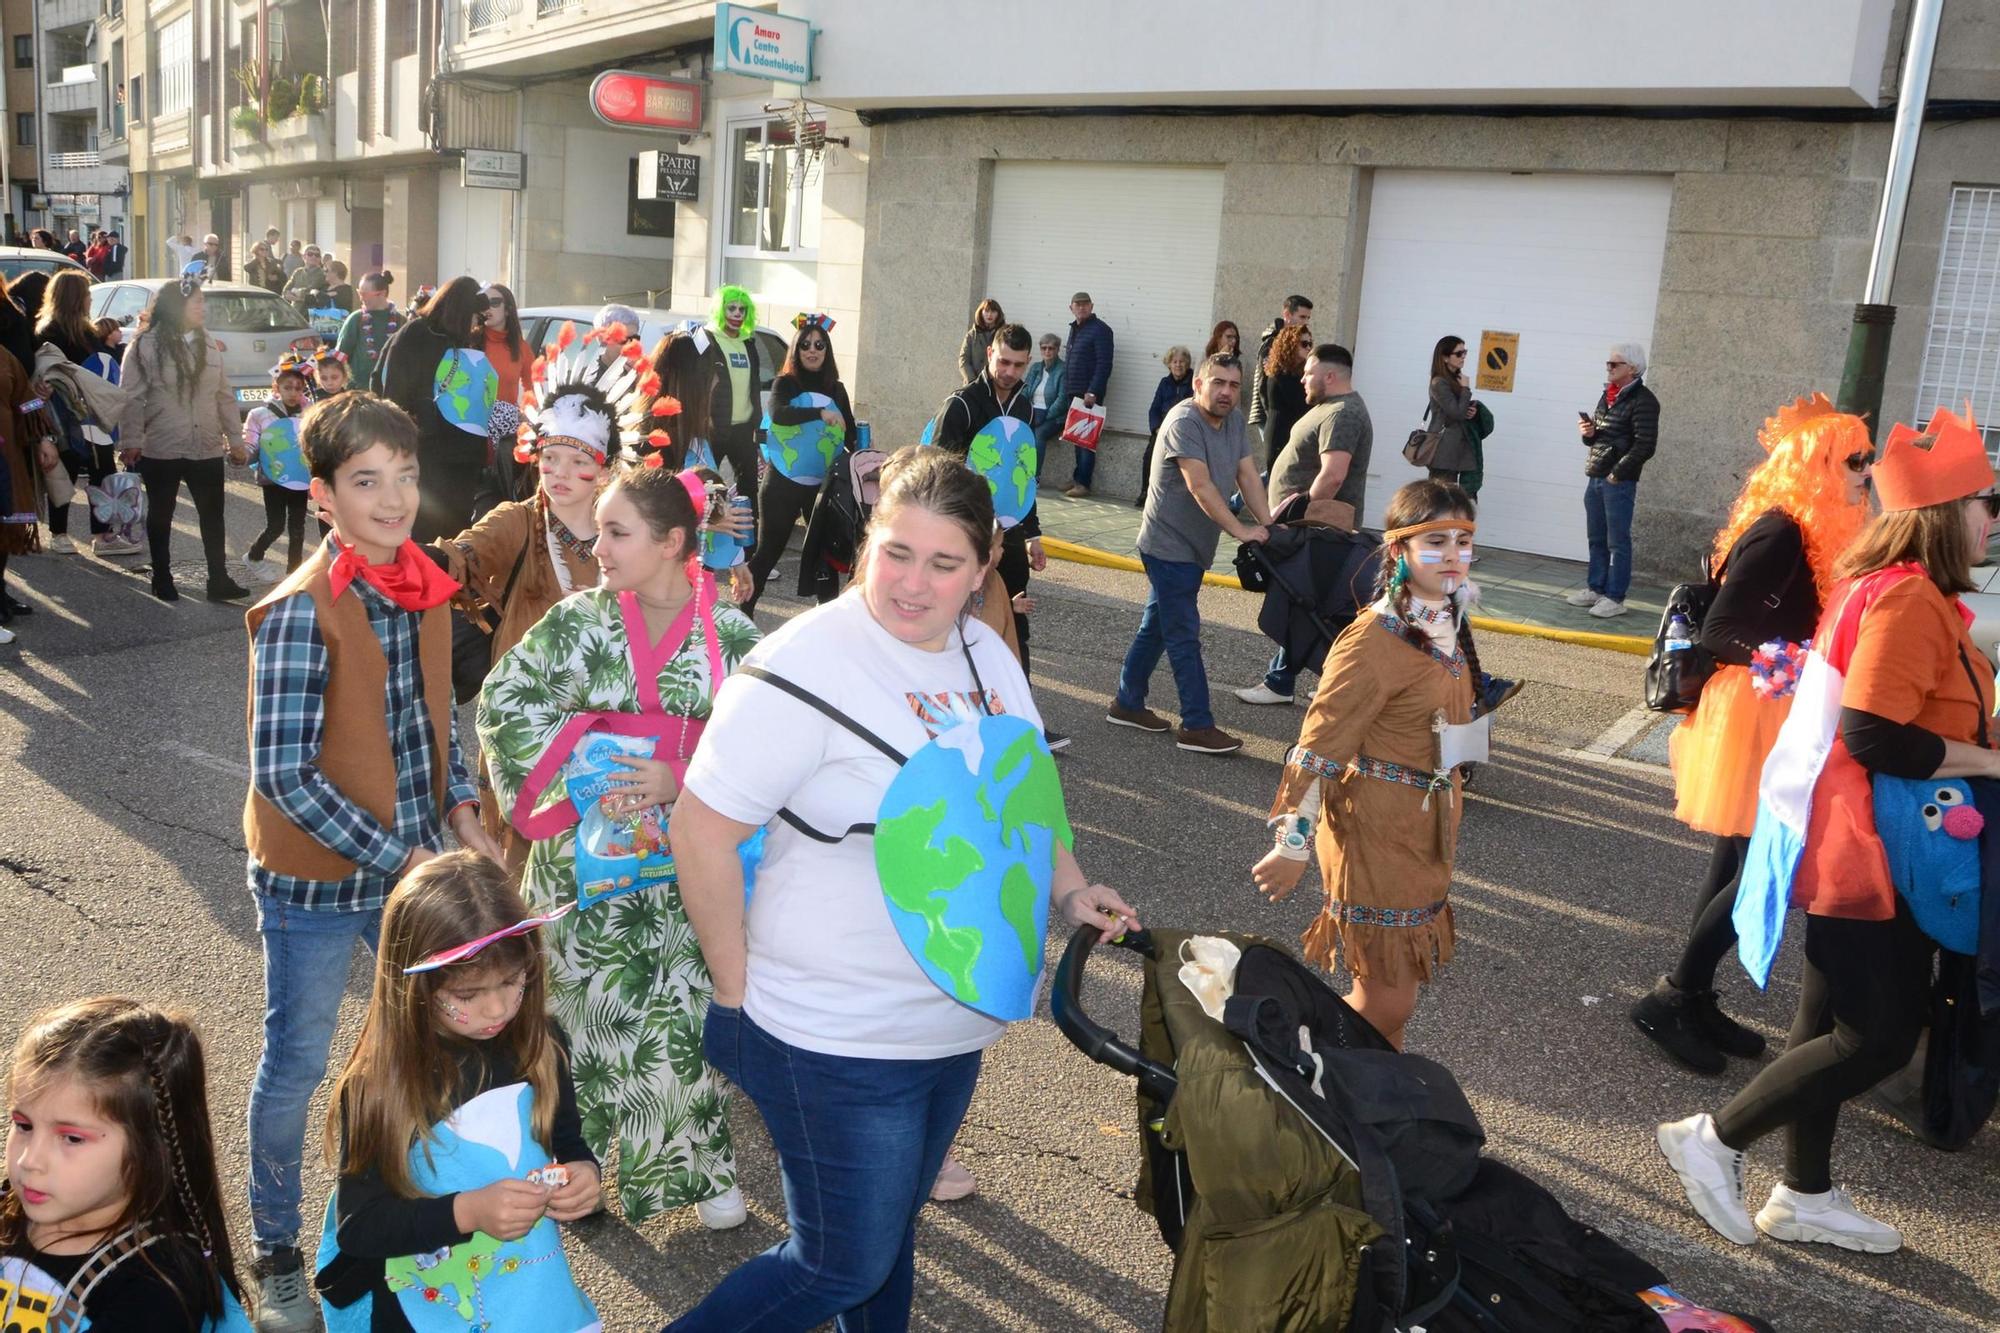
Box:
[242,542,454,882]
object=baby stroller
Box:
[1053,926,1776,1333]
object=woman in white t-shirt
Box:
[669,447,1138,1332]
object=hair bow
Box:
[792,312,836,334]
[403,903,574,974]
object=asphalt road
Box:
[0,476,1994,1331]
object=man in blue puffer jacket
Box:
[1061,291,1115,496]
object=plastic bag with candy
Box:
[566,733,675,910]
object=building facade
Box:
[28,0,128,243]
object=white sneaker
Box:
[0,624,15,646]
[1755,1184,1902,1253]
[1588,596,1629,619]
[1656,1113,1757,1245]
[695,1184,748,1230]
[1233,682,1296,706]
[930,1150,978,1202]
[46,534,74,554]
[1565,587,1601,607]
[250,1246,319,1332]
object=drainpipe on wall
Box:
[1835,0,1946,438]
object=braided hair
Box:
[2,997,244,1323]
[1375,478,1478,656]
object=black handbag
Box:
[1642,553,1723,713]
[448,541,531,705]
[1919,949,2000,1151]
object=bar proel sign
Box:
[589,71,704,133]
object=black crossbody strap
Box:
[739,666,908,763]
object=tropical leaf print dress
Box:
[479,585,760,1221]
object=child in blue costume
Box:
[314,852,601,1333]
[2,997,253,1332]
[242,356,313,573]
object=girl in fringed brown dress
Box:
[1252,479,1484,1049]
[0,344,56,640]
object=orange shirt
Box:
[1795,574,1995,920]
[483,328,525,409]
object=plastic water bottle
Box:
[1664,613,1693,653]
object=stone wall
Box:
[851,105,1999,575]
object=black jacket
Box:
[1700,510,1819,665]
[1248,318,1285,427]
[697,330,765,438]
[1583,378,1660,482]
[931,371,1039,538]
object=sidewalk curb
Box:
[1040,537,1654,657]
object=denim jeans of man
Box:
[246,893,381,1251]
[1583,475,1639,603]
[670,1005,981,1333]
[1265,646,1299,698]
[1031,409,1063,483]
[1066,396,1098,487]
[1117,554,1213,730]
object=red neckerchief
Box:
[328,538,461,612]
[1605,380,1622,408]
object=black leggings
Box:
[137,455,229,586]
[47,443,116,537]
[1669,835,1748,993]
[997,527,1031,680]
[249,485,311,570]
[746,470,818,608]
[1713,903,1934,1193]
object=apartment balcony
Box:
[44,68,100,116]
[450,0,714,76]
[39,0,98,32]
[225,110,333,174]
[43,151,127,195]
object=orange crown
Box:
[1880,400,1992,508]
[1873,405,1993,512]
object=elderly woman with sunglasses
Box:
[1631,395,1873,1077]
[742,314,857,614]
[1661,405,1998,1257]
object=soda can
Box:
[856,420,872,452]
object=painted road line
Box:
[1581,705,1656,758]
[1040,536,1654,656]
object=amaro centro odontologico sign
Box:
[714,4,813,83]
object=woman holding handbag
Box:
[1421,336,1480,485]
[1630,395,1873,1075]
[1660,404,1996,1255]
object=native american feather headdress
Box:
[515,321,680,467]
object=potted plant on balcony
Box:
[265,75,298,122]
[296,74,325,118]
[230,103,265,135]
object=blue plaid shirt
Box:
[248,558,477,911]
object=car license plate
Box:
[238,386,272,402]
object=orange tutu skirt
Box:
[1669,666,1793,837]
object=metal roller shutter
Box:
[1352,170,1672,560]
[985,163,1224,437]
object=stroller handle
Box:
[1051,924,1180,1106]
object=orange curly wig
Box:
[1710,402,1873,599]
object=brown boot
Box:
[1104,702,1171,733]
[1175,725,1243,755]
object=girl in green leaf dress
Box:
[478,458,759,1229]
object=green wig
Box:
[711,284,758,335]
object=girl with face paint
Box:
[1251,479,1485,1050]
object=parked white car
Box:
[0,245,90,284]
[88,280,322,407]
[1962,561,2000,667]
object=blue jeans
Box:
[669,1005,981,1332]
[1265,646,1298,697]
[1031,409,1063,483]
[246,892,381,1251]
[1117,554,1212,730]
[1066,397,1097,487]
[1583,476,1639,603]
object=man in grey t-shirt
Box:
[1265,343,1371,520]
[1108,354,1273,755]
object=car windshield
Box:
[203,293,304,333]
[0,257,76,281]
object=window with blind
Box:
[1917,186,2000,453]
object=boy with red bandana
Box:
[238,392,504,1331]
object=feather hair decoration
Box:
[517,321,658,466]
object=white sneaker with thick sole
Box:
[695,1184,748,1230]
[46,534,74,554]
[1565,587,1601,607]
[1656,1113,1757,1245]
[1755,1184,1902,1253]
[1233,682,1295,706]
[1588,596,1629,619]
[0,624,15,646]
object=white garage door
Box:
[985,163,1224,436]
[1352,170,1672,560]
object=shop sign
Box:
[714,4,813,83]
[636,151,700,203]
[463,148,526,191]
[590,72,703,133]
[1476,330,1520,393]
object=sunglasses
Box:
[484,294,507,308]
[1843,451,1876,474]
[799,339,828,351]
[1606,360,1629,369]
[1975,494,2000,519]
[1449,349,1467,357]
